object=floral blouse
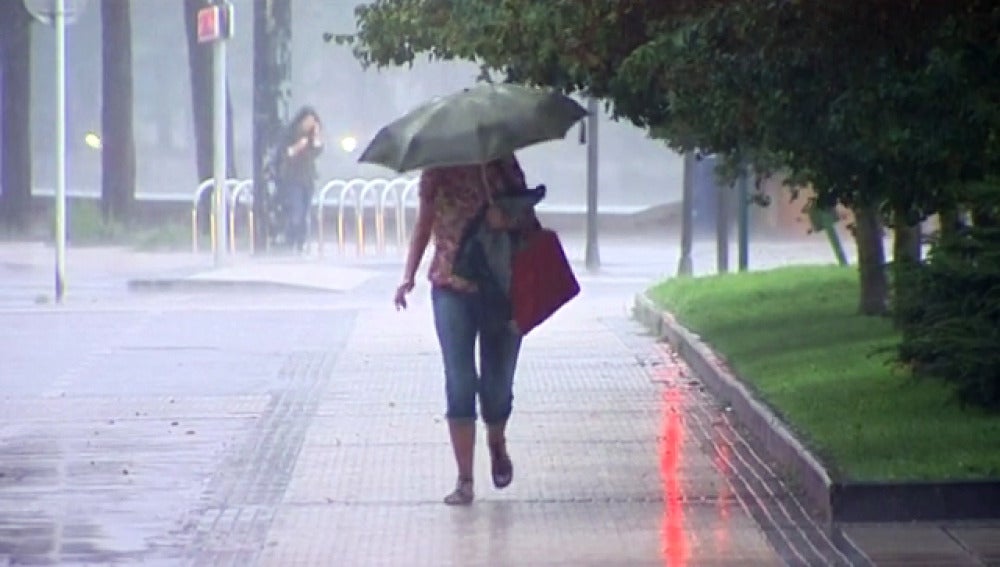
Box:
[420,157,526,291]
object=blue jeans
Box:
[281,180,312,250]
[431,286,522,423]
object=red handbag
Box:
[510,229,580,335]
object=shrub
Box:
[896,202,1000,410]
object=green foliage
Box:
[130,223,191,252]
[896,182,1000,410]
[64,200,189,251]
[648,266,1000,480]
[340,0,1000,320]
[338,0,1000,220]
[66,200,125,245]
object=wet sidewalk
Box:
[247,297,807,566]
[1,240,997,565]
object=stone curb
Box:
[127,278,340,294]
[633,293,835,521]
[633,292,1000,523]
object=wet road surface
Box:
[0,238,995,565]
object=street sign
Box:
[197,3,234,44]
[23,0,88,26]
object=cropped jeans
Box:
[431,286,522,424]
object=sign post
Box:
[24,0,87,303]
[584,97,600,272]
[197,2,233,267]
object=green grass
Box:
[63,201,191,251]
[648,265,1000,482]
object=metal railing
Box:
[228,179,255,254]
[377,177,416,252]
[315,176,418,257]
[191,178,243,254]
[192,176,420,257]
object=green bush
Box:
[896,219,1000,410]
[66,200,123,244]
[131,223,191,251]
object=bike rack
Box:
[377,177,412,252]
[356,179,386,256]
[228,179,255,255]
[399,178,421,242]
[191,178,242,254]
[316,179,346,258]
[315,176,422,257]
[317,178,368,257]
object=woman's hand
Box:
[288,136,310,157]
[394,278,415,311]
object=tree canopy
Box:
[336,0,1000,315]
[339,0,998,216]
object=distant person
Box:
[276,106,323,252]
[394,155,536,505]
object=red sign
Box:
[197,6,221,43]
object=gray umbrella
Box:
[358,83,588,173]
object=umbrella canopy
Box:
[358,83,588,173]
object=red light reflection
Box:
[659,387,689,566]
[712,434,733,552]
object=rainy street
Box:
[3,1,1000,565]
[1,236,879,566]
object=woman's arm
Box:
[394,173,436,309]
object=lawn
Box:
[647,265,1000,481]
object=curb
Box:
[127,278,340,294]
[633,293,1000,523]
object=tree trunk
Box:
[253,0,292,251]
[0,3,33,232]
[890,211,923,325]
[938,207,961,240]
[892,217,922,266]
[101,0,136,224]
[184,0,238,233]
[853,203,889,316]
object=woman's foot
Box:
[443,477,474,505]
[489,443,514,489]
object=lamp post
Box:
[23,0,88,303]
[196,1,234,266]
[584,97,600,272]
[677,152,694,277]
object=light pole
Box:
[23,0,87,303]
[211,17,228,266]
[737,166,750,272]
[196,1,233,266]
[677,152,694,277]
[584,97,600,272]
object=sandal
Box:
[490,444,514,489]
[444,477,474,506]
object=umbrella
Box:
[358,83,588,172]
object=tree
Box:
[338,0,1000,316]
[101,0,136,224]
[0,1,33,232]
[252,0,292,250]
[183,0,238,233]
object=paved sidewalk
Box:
[2,240,997,565]
[179,289,859,566]
[252,298,787,566]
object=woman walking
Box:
[393,155,532,505]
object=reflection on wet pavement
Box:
[2,273,991,565]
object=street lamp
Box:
[84,132,102,149]
[340,136,358,153]
[23,0,89,303]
